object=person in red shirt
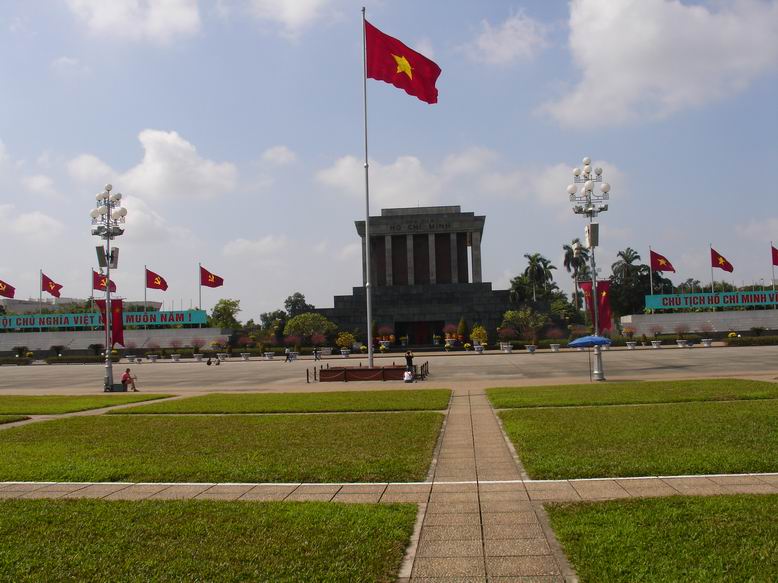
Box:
[121,368,138,392]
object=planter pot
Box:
[526,345,537,353]
[702,338,713,348]
[320,347,332,356]
[626,342,637,350]
[550,344,561,352]
[217,352,229,361]
[676,340,691,348]
[474,345,484,353]
[444,338,455,348]
[651,341,662,349]
[499,342,513,353]
[148,354,158,362]
[193,353,203,362]
[263,352,274,360]
[171,354,181,362]
[125,354,136,362]
[240,353,250,361]
[340,349,351,357]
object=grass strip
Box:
[547,495,778,583]
[0,416,27,425]
[0,394,171,415]
[499,400,778,479]
[0,498,416,582]
[488,379,778,409]
[115,389,451,414]
[0,412,443,482]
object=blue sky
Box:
[1,0,777,320]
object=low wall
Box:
[320,366,407,382]
[621,310,778,336]
[0,328,226,352]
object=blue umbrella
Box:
[568,335,612,348]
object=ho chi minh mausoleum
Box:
[317,206,511,345]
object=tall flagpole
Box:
[198,262,202,311]
[144,265,148,330]
[362,6,374,368]
[648,246,654,296]
[709,243,715,294]
[772,241,776,310]
[39,269,42,312]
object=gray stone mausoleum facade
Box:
[317,206,511,345]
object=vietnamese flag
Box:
[146,268,168,291]
[41,273,63,298]
[365,20,441,104]
[650,250,676,273]
[95,299,124,347]
[93,270,117,293]
[711,248,734,273]
[200,266,224,288]
[771,244,778,267]
[0,279,15,299]
[579,280,613,331]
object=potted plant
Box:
[432,334,441,346]
[377,325,393,349]
[497,327,516,353]
[336,332,355,357]
[464,343,472,351]
[470,324,488,353]
[501,308,548,353]
[701,323,714,347]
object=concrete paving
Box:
[2,345,778,394]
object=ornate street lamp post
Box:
[567,157,611,381]
[90,184,127,391]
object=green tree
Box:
[209,299,241,329]
[283,313,336,338]
[457,316,468,340]
[284,293,315,318]
[502,307,549,345]
[523,253,556,302]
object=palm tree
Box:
[523,253,556,302]
[611,247,642,283]
[562,238,589,309]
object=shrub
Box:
[701,322,714,334]
[283,335,301,347]
[649,325,663,337]
[25,352,34,358]
[311,333,326,346]
[0,357,32,366]
[191,337,205,352]
[470,324,488,346]
[46,355,120,364]
[622,326,635,339]
[170,339,182,349]
[464,343,472,350]
[87,343,104,356]
[147,341,161,351]
[377,325,394,338]
[126,341,137,350]
[750,326,766,337]
[359,344,368,353]
[443,323,458,338]
[545,327,566,340]
[674,323,690,338]
[498,327,517,341]
[457,317,468,340]
[336,332,355,350]
[12,346,28,357]
[378,344,388,353]
[50,345,65,355]
[726,335,778,346]
[236,335,253,348]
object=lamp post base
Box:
[592,345,606,381]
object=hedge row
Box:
[725,336,778,347]
[0,357,32,366]
[45,356,121,364]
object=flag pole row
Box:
[0,265,225,305]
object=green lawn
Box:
[0,499,416,582]
[0,412,443,482]
[499,400,778,479]
[0,416,27,425]
[114,389,451,414]
[547,495,778,583]
[488,379,778,409]
[0,394,170,415]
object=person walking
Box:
[313,347,320,361]
[284,347,292,363]
[404,350,414,371]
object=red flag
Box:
[365,20,442,104]
[0,279,15,299]
[200,266,224,288]
[146,268,168,291]
[95,299,124,347]
[579,280,612,331]
[650,250,676,273]
[711,248,734,273]
[772,245,778,267]
[93,270,117,293]
[41,273,63,298]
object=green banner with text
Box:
[646,292,778,310]
[0,310,207,331]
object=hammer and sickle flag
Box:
[365,20,441,104]
[200,266,224,288]
[145,268,169,291]
[92,270,117,293]
[0,279,15,299]
[41,273,63,298]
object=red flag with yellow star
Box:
[711,248,734,273]
[41,273,63,298]
[650,250,675,273]
[0,279,15,299]
[365,20,441,104]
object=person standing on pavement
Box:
[404,350,414,372]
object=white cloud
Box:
[22,175,60,199]
[464,11,548,65]
[67,154,115,185]
[261,145,297,166]
[50,56,91,77]
[336,241,361,261]
[223,235,287,261]
[121,196,195,246]
[66,0,200,43]
[544,0,778,127]
[0,204,64,239]
[317,154,442,208]
[413,37,436,59]
[121,130,237,200]
[245,0,339,37]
